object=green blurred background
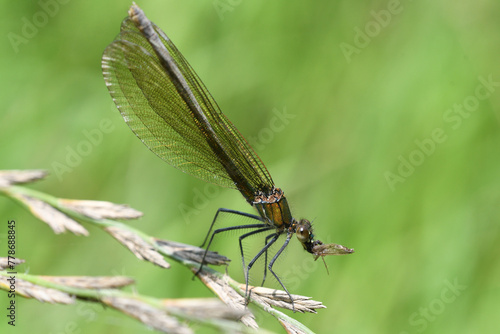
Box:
[1,0,499,333]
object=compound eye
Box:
[296,226,310,243]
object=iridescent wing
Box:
[102,6,274,202]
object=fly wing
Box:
[102,5,274,202]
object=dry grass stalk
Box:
[0,169,322,333]
[0,267,250,333]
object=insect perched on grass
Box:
[102,3,353,310]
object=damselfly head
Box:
[295,219,317,253]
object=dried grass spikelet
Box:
[59,199,143,220]
[195,269,257,329]
[155,239,230,266]
[278,318,309,334]
[162,298,246,322]
[0,276,74,304]
[40,276,135,289]
[0,257,25,270]
[0,169,48,188]
[12,193,89,235]
[103,296,192,334]
[241,285,326,314]
[105,226,170,268]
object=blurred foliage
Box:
[1,0,499,333]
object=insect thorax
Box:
[253,187,293,231]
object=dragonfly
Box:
[102,3,353,310]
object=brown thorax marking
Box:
[252,187,283,204]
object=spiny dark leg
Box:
[268,232,295,312]
[261,233,276,286]
[244,233,280,303]
[195,223,268,276]
[200,208,263,248]
[238,227,273,276]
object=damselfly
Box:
[102,4,353,310]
